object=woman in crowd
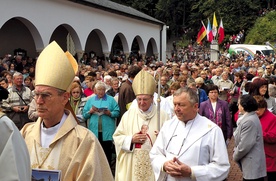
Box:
[5,72,13,88]
[9,63,16,74]
[106,77,120,97]
[69,82,88,127]
[200,70,213,85]
[249,77,276,114]
[177,75,187,88]
[229,71,243,127]
[199,85,232,143]
[24,76,34,91]
[195,77,208,93]
[233,94,266,181]
[83,76,95,97]
[253,95,276,181]
[82,81,120,165]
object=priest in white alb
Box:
[150,87,230,181]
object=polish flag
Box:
[218,19,225,44]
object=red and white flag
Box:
[207,18,213,42]
[218,19,225,44]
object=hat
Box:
[35,41,78,91]
[0,86,8,101]
[132,70,156,95]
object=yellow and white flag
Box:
[212,12,218,38]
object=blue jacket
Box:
[198,88,208,107]
[83,94,120,141]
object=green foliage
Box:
[245,11,276,44]
[111,0,264,43]
[176,35,190,48]
[187,0,261,38]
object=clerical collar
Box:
[40,113,68,148]
[41,113,67,129]
[43,121,59,128]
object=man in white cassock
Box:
[113,70,170,181]
[150,87,230,181]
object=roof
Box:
[70,0,164,25]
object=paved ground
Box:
[227,136,243,180]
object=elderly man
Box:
[2,71,32,130]
[211,68,223,86]
[150,87,230,181]
[217,72,234,101]
[20,41,113,180]
[113,70,170,181]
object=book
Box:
[98,107,108,112]
[92,106,108,112]
[32,169,61,181]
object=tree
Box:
[111,0,262,43]
[245,11,276,44]
[186,0,261,40]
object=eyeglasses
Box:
[33,91,52,101]
[266,68,271,69]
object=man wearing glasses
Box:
[150,87,230,181]
[264,65,273,79]
[20,41,113,180]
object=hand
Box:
[103,109,111,116]
[13,106,25,112]
[131,133,147,144]
[21,106,28,112]
[89,106,98,114]
[163,157,191,178]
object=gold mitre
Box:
[35,41,78,91]
[132,70,156,95]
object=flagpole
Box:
[157,70,161,130]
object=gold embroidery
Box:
[34,140,56,169]
[134,150,153,181]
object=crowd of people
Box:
[0,41,276,180]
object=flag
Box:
[196,21,207,44]
[207,18,213,42]
[212,12,218,38]
[218,19,225,44]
